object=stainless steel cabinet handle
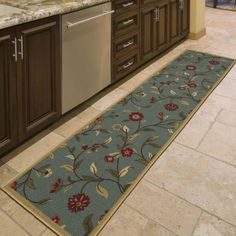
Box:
[18,36,24,60]
[122,18,134,25]
[179,0,184,10]
[67,10,115,28]
[12,37,18,62]
[154,8,160,22]
[122,2,134,7]
[123,61,133,69]
[122,40,134,48]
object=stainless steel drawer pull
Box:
[67,10,115,28]
[18,36,24,60]
[154,8,160,22]
[179,0,184,10]
[122,40,134,48]
[123,61,133,69]
[122,2,134,7]
[12,37,18,62]
[122,18,134,25]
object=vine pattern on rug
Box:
[9,50,234,236]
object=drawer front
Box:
[113,51,139,81]
[113,31,139,60]
[113,0,138,15]
[113,11,139,38]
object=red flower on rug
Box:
[164,103,179,111]
[51,215,60,224]
[121,148,134,157]
[68,193,90,213]
[10,181,17,190]
[50,178,63,193]
[82,144,89,151]
[158,112,164,119]
[186,65,196,70]
[209,60,220,65]
[104,156,114,163]
[129,112,144,121]
[91,144,100,152]
[188,82,197,88]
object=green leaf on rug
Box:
[26,178,37,190]
[96,184,109,199]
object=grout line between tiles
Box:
[195,107,223,149]
[0,208,31,236]
[124,203,179,236]
[175,141,236,169]
[143,179,236,229]
[190,211,203,236]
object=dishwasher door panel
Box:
[62,3,112,114]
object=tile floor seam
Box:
[190,211,203,236]
[195,107,224,149]
[124,203,179,236]
[0,208,31,236]
[175,141,236,169]
[38,228,49,236]
[143,179,236,229]
[215,120,236,129]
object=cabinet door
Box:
[154,0,169,53]
[169,0,180,43]
[0,29,17,155]
[180,0,190,36]
[140,5,156,61]
[17,16,61,142]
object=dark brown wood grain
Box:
[0,28,18,155]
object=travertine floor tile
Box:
[91,88,128,111]
[193,212,236,236]
[11,207,46,235]
[41,229,57,236]
[0,190,21,216]
[6,132,64,172]
[216,110,236,127]
[118,72,149,93]
[0,163,18,187]
[140,220,176,236]
[194,93,236,122]
[0,210,28,236]
[175,115,212,149]
[198,122,236,166]
[99,204,148,236]
[214,78,236,99]
[145,143,236,226]
[53,107,100,138]
[125,180,201,236]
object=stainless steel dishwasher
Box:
[62,2,114,114]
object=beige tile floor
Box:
[0,7,236,236]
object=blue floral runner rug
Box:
[3,50,235,236]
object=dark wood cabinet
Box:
[17,18,61,142]
[169,0,180,43]
[0,16,61,157]
[112,0,190,81]
[180,0,190,36]
[140,0,169,61]
[0,29,18,154]
[140,4,156,61]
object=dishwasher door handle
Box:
[66,10,115,28]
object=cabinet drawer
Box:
[113,51,139,81]
[113,0,138,15]
[113,11,139,38]
[113,31,139,60]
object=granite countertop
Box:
[0,0,110,30]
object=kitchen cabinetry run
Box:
[0,16,61,156]
[112,0,190,81]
